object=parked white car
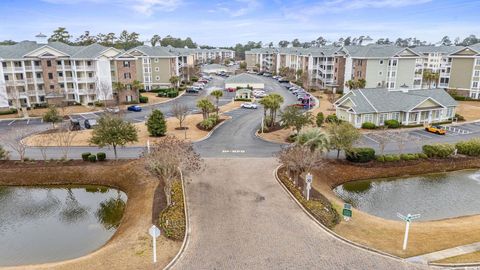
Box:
[253,91,267,98]
[241,102,258,109]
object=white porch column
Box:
[416,112,421,125]
[405,112,410,125]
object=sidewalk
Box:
[407,241,480,264]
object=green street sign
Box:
[342,208,352,217]
[344,203,352,210]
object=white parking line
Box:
[8,120,15,126]
[222,150,246,153]
[363,134,379,144]
[27,119,30,125]
[79,114,88,119]
[133,118,144,122]
[410,131,432,139]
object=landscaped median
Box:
[0,160,181,270]
[277,152,480,263]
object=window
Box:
[89,84,94,90]
[379,113,388,125]
[379,71,383,76]
[476,59,480,66]
[363,114,374,123]
[36,73,42,79]
[473,81,479,89]
[48,73,53,79]
[389,82,395,88]
[155,67,160,72]
[87,61,92,66]
[474,70,480,77]
[446,107,454,118]
[123,61,130,68]
[50,85,54,90]
[155,76,160,81]
[379,60,384,65]
[47,60,52,67]
[124,73,131,79]
[4,75,8,81]
[391,112,400,121]
[154,58,159,63]
[377,82,382,87]
[57,61,62,65]
[58,72,63,77]
[38,85,43,90]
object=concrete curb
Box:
[429,262,480,268]
[192,116,231,143]
[273,165,409,263]
[254,130,289,145]
[163,168,190,270]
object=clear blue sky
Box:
[0,0,479,46]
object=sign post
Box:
[149,225,161,263]
[305,173,313,200]
[147,139,151,154]
[342,203,352,221]
[261,116,264,133]
[397,213,420,251]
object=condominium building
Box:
[115,45,180,91]
[412,46,463,88]
[341,45,424,92]
[447,44,480,99]
[193,48,235,64]
[0,38,121,110]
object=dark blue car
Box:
[127,105,142,112]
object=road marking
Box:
[222,150,246,153]
[133,118,144,122]
[8,120,15,126]
[410,131,432,139]
[27,119,30,125]
[363,134,379,144]
[80,114,88,119]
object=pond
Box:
[0,186,127,266]
[334,170,480,221]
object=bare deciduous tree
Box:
[171,103,189,130]
[96,79,113,108]
[389,131,420,154]
[3,128,31,161]
[277,144,326,195]
[37,133,53,161]
[144,136,203,206]
[52,123,78,159]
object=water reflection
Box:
[334,170,480,221]
[0,186,127,266]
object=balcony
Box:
[25,78,35,84]
[63,65,72,70]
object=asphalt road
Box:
[171,158,427,270]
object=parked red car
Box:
[227,87,236,92]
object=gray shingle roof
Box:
[0,41,118,59]
[412,45,464,54]
[336,88,457,114]
[468,43,480,53]
[127,45,175,57]
[224,73,264,84]
[342,45,420,58]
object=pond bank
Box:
[0,160,180,270]
[306,157,480,260]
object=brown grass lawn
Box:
[434,250,480,264]
[0,160,180,270]
[24,113,230,147]
[0,105,101,119]
[457,101,480,121]
[310,158,480,259]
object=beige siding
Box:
[450,58,474,90]
[365,59,387,88]
[150,58,173,84]
[395,58,416,88]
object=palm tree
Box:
[269,93,284,127]
[196,98,215,120]
[210,90,223,115]
[258,97,272,130]
[112,82,125,105]
[295,128,330,153]
[131,80,142,102]
[169,76,180,91]
[357,79,366,89]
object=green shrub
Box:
[97,152,106,161]
[0,145,9,160]
[345,147,375,163]
[400,154,409,160]
[208,114,219,124]
[286,134,297,143]
[361,122,376,129]
[376,155,385,162]
[167,90,179,98]
[384,155,395,162]
[199,118,215,130]
[234,98,252,102]
[94,101,104,107]
[139,95,148,103]
[456,139,480,156]
[455,113,465,121]
[0,108,18,115]
[88,154,97,162]
[401,153,419,161]
[418,153,428,159]
[384,119,400,129]
[146,110,167,137]
[316,112,324,127]
[159,180,185,240]
[422,143,455,158]
[325,114,339,123]
[191,76,199,82]
[81,152,91,161]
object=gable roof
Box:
[224,73,264,84]
[125,45,175,57]
[0,41,120,59]
[342,45,421,59]
[412,46,464,54]
[335,88,457,114]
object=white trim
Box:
[408,97,446,112]
[23,45,70,58]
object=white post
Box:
[152,234,157,263]
[403,221,410,250]
[306,182,311,201]
[261,116,264,133]
[147,139,151,154]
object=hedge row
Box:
[81,152,107,162]
[376,153,428,162]
[159,180,185,240]
[346,148,376,163]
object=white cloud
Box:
[213,0,260,17]
[41,0,183,15]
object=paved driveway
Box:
[172,158,427,270]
